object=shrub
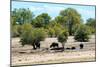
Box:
[48,28,55,37]
[72,24,80,35]
[11,25,21,37]
[74,25,91,42]
[58,30,68,43]
[21,23,33,32]
[87,26,95,34]
[32,28,47,42]
[47,22,67,37]
[58,30,68,50]
[53,23,66,37]
[20,28,47,49]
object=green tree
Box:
[21,23,33,32]
[11,16,17,25]
[47,20,68,37]
[47,20,57,28]
[86,18,96,28]
[55,16,68,27]
[12,8,33,25]
[11,25,21,37]
[32,16,45,27]
[74,24,91,42]
[19,23,33,46]
[58,30,68,51]
[86,18,96,34]
[32,13,51,28]
[48,28,55,37]
[53,24,63,37]
[20,28,47,49]
[60,8,82,35]
[38,13,51,26]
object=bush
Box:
[48,28,55,37]
[20,28,47,49]
[20,31,33,46]
[11,25,21,37]
[20,23,33,46]
[47,22,67,37]
[32,28,47,41]
[21,23,33,32]
[72,24,80,35]
[53,25,62,37]
[58,30,68,43]
[74,25,91,42]
[58,30,68,50]
[87,26,95,34]
[53,23,66,37]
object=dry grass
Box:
[11,35,96,66]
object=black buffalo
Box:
[50,42,59,48]
[80,43,84,49]
[34,41,40,49]
[32,40,40,50]
[66,47,71,50]
[71,47,76,50]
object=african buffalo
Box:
[71,47,76,50]
[34,41,40,49]
[50,42,59,48]
[80,43,84,49]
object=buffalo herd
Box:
[20,40,84,50]
[34,42,84,50]
[50,42,84,50]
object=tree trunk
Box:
[68,17,73,36]
[69,23,73,35]
[62,42,65,51]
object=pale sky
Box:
[12,1,95,23]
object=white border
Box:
[0,0,99,67]
[0,0,10,67]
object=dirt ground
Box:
[11,35,96,66]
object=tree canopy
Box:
[74,24,91,42]
[11,8,33,25]
[31,13,51,28]
[60,8,82,35]
[86,18,96,34]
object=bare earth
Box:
[11,35,96,66]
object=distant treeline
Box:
[11,8,95,36]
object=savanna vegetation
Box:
[11,8,96,50]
